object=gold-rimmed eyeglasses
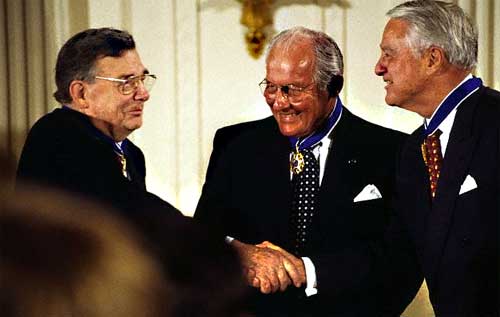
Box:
[95,74,157,95]
[258,79,315,103]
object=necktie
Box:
[290,149,319,256]
[116,152,128,179]
[421,130,443,199]
[114,142,129,179]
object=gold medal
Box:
[421,142,428,166]
[117,153,128,178]
[290,144,305,175]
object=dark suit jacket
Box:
[388,86,500,317]
[16,107,179,218]
[195,108,408,316]
[15,107,248,316]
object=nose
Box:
[134,81,150,101]
[271,89,289,110]
[374,57,386,76]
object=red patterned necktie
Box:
[421,129,443,199]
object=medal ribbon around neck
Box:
[289,97,343,174]
[63,105,129,178]
[423,77,482,137]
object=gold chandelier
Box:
[239,0,274,59]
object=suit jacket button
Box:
[461,237,469,247]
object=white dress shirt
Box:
[294,131,333,296]
[424,74,473,156]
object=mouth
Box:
[128,107,143,116]
[383,78,392,89]
[277,110,300,122]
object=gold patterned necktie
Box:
[116,152,128,178]
[421,129,443,199]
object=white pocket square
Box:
[459,174,477,195]
[353,184,382,202]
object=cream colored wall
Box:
[1,0,494,216]
[68,0,499,217]
[77,0,413,215]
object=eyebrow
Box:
[265,79,307,87]
[119,69,150,79]
[380,45,396,53]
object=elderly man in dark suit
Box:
[195,27,407,316]
[374,1,499,316]
[16,28,179,217]
[15,28,248,317]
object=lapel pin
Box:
[347,158,358,165]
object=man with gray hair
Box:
[196,27,407,316]
[15,28,247,317]
[16,27,174,216]
[375,0,499,315]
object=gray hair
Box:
[265,26,343,92]
[387,0,477,70]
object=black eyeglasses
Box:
[95,74,157,95]
[258,79,315,103]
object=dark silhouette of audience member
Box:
[0,185,171,317]
[1,178,246,316]
[126,207,247,317]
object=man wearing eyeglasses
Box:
[195,27,409,316]
[16,28,177,218]
[15,27,250,317]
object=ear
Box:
[425,46,445,73]
[68,80,88,109]
[327,75,344,98]
[326,91,337,110]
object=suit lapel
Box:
[126,153,146,189]
[268,129,293,201]
[261,120,294,245]
[424,88,482,280]
[319,109,359,204]
[406,130,432,214]
[401,128,433,256]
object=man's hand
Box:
[256,241,307,288]
[231,239,293,294]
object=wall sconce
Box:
[239,0,274,59]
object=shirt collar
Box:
[424,74,473,132]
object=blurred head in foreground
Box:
[0,185,171,317]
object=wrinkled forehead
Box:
[381,19,411,45]
[95,49,147,76]
[266,40,315,80]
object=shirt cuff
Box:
[224,236,234,244]
[302,257,318,297]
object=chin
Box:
[127,119,143,129]
[279,126,310,138]
[278,126,299,137]
[124,125,141,134]
[385,96,400,107]
[278,129,296,137]
[276,118,303,135]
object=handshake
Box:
[231,240,307,294]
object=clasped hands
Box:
[232,240,306,294]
